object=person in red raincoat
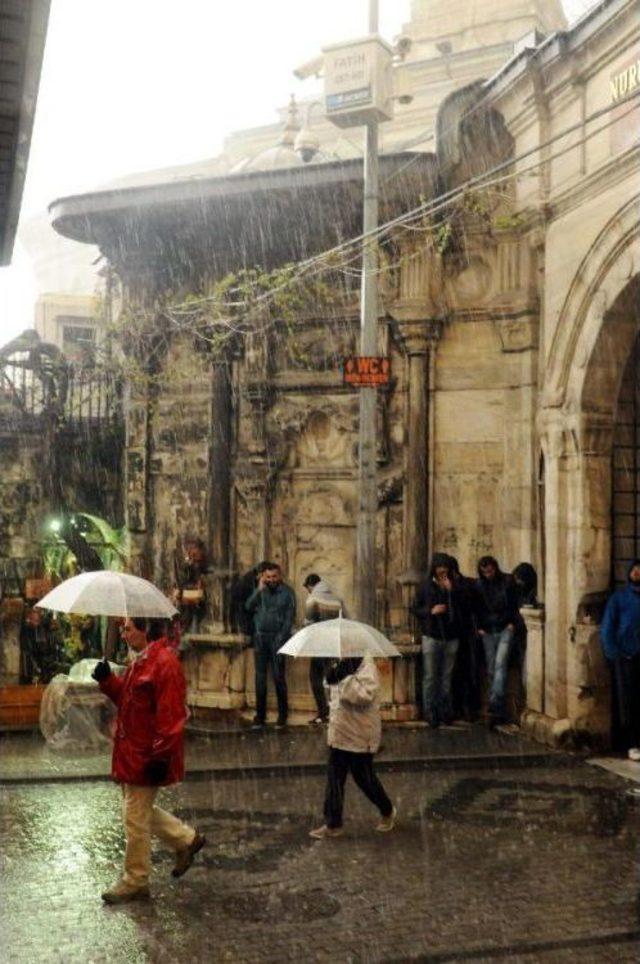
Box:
[92,616,205,903]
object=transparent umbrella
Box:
[35,571,178,618]
[278,617,401,659]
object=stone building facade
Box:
[46,0,639,742]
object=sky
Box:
[0,0,598,343]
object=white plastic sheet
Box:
[39,658,120,750]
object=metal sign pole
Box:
[355,0,379,624]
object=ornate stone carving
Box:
[449,254,493,306]
[389,237,447,322]
[392,318,444,355]
[295,411,351,467]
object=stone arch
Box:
[533,201,640,744]
[543,196,639,411]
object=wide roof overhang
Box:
[49,153,439,278]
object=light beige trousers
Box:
[121,784,195,887]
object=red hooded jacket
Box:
[99,638,187,786]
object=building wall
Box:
[484,0,640,745]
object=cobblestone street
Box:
[1,730,639,963]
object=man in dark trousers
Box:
[475,556,520,726]
[412,553,463,727]
[447,555,481,721]
[601,559,640,760]
[245,562,296,729]
[303,573,347,724]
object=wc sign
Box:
[343,356,391,387]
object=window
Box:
[61,321,96,362]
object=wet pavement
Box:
[1,731,639,962]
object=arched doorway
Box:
[536,216,640,745]
[612,332,640,588]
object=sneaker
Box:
[308,716,327,726]
[375,806,397,833]
[250,718,265,731]
[172,831,206,879]
[628,747,640,761]
[101,880,151,904]
[309,824,343,839]
[274,718,288,730]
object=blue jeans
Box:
[482,627,514,718]
[421,635,459,724]
[254,633,288,723]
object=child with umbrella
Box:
[279,617,397,838]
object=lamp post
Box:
[355,0,380,624]
[299,0,391,623]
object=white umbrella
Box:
[35,571,178,618]
[278,617,401,659]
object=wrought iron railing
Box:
[0,358,121,428]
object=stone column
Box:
[241,380,273,560]
[393,318,443,617]
[209,360,232,570]
[206,358,235,634]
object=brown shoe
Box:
[172,831,206,878]
[375,806,397,833]
[101,880,150,904]
[309,824,343,839]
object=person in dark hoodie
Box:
[447,556,481,722]
[475,556,520,725]
[600,559,640,760]
[412,553,463,727]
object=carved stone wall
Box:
[145,335,213,591]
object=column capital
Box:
[391,316,444,355]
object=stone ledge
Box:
[184,633,246,650]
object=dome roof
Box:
[242,144,303,173]
[232,95,303,174]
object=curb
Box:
[0,750,567,787]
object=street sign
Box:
[343,356,390,387]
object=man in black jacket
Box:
[447,556,481,722]
[244,562,296,729]
[475,556,520,725]
[412,554,463,727]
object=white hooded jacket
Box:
[327,654,381,754]
[304,580,349,623]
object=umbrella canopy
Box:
[278,618,401,659]
[35,571,178,618]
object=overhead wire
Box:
[133,88,639,350]
[105,90,640,358]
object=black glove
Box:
[325,658,362,685]
[144,758,169,785]
[91,659,112,683]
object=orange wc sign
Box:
[343,356,391,387]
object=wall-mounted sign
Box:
[610,58,640,102]
[343,356,390,387]
[323,36,393,129]
[610,53,640,154]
